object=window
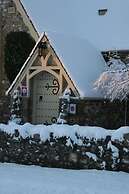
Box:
[98,9,108,16]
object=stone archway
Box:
[31,71,60,124]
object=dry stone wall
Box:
[0,127,129,172]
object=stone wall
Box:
[0,0,29,122]
[0,96,10,123]
[0,0,28,93]
[0,128,129,172]
[65,98,128,129]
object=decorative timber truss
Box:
[6,33,80,97]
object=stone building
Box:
[0,0,38,122]
[6,32,106,124]
[1,0,129,127]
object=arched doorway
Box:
[31,71,60,124]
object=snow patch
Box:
[111,127,129,141]
[86,152,97,161]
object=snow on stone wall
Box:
[0,122,129,142]
[0,123,129,171]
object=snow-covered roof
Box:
[22,0,129,51]
[47,32,106,97]
[7,32,106,97]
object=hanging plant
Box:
[4,31,36,83]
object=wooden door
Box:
[32,71,60,124]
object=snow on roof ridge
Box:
[46,30,100,50]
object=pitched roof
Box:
[47,32,106,97]
[6,32,106,97]
[22,0,129,51]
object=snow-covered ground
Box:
[0,163,129,194]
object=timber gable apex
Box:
[6,33,80,97]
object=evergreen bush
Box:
[4,31,36,83]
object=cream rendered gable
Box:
[6,34,80,97]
